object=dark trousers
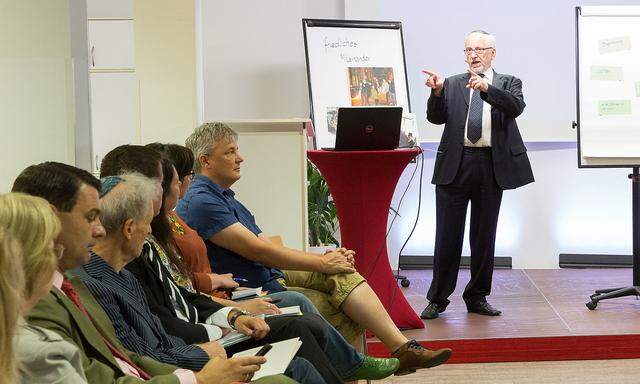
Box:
[227,313,342,384]
[427,147,503,307]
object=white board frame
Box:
[577,6,640,168]
[302,19,411,149]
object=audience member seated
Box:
[0,192,87,383]
[75,172,341,384]
[0,227,23,384]
[177,122,452,375]
[147,143,241,300]
[12,162,293,384]
[137,145,401,381]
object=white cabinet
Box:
[86,0,133,19]
[89,72,139,172]
[87,20,135,69]
[86,0,137,172]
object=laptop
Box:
[325,107,403,151]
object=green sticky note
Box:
[590,66,624,81]
[598,100,631,116]
[636,82,640,97]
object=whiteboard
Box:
[577,6,640,167]
[302,19,411,149]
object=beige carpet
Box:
[373,359,640,384]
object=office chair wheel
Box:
[585,300,597,310]
[400,278,410,288]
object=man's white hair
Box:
[466,30,496,47]
[99,173,157,234]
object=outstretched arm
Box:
[423,70,448,125]
[209,223,355,275]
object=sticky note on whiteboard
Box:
[636,82,640,97]
[590,66,624,81]
[598,100,631,116]
[598,36,631,54]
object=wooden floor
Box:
[364,269,640,379]
[381,268,640,342]
[375,358,640,383]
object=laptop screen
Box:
[333,107,403,151]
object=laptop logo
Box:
[364,124,374,134]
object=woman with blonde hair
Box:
[0,227,24,384]
[0,192,88,383]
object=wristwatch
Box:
[228,309,251,329]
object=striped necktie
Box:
[467,73,485,144]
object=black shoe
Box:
[420,302,446,319]
[466,301,501,316]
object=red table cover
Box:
[307,148,424,330]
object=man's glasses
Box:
[464,47,494,55]
[54,244,65,260]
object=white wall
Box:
[197,0,344,122]
[134,0,198,145]
[375,0,640,142]
[387,143,632,269]
[334,0,638,268]
[192,0,637,269]
[0,0,82,192]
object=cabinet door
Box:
[86,0,133,19]
[90,72,139,172]
[88,20,134,69]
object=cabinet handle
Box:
[91,45,95,67]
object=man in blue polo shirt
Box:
[176,122,452,376]
[176,174,295,292]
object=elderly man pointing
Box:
[421,30,534,320]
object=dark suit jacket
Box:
[427,70,534,190]
[27,275,180,384]
[71,254,210,371]
[125,241,225,345]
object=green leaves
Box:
[307,161,339,247]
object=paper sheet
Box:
[233,338,302,380]
[590,66,624,81]
[218,331,251,347]
[265,306,302,318]
[232,287,264,300]
[598,100,631,115]
[598,36,631,54]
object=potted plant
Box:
[307,160,339,251]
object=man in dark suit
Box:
[420,30,534,320]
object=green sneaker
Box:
[344,356,400,381]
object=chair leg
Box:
[586,286,640,310]
[394,273,411,287]
[594,287,627,295]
